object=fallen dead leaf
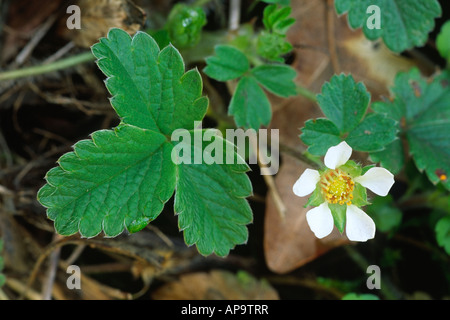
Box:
[151,270,279,300]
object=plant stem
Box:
[296,84,317,102]
[0,51,94,81]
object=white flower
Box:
[293,141,395,242]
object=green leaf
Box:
[229,76,272,130]
[91,28,208,135]
[317,74,370,133]
[262,4,295,35]
[300,118,341,156]
[372,68,450,190]
[345,113,398,152]
[204,45,250,81]
[437,21,450,62]
[38,124,177,237]
[435,216,450,255]
[335,0,441,53]
[365,195,402,233]
[173,130,253,257]
[369,139,404,175]
[250,64,297,97]
[257,31,293,62]
[342,293,380,300]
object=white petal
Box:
[345,205,375,242]
[324,141,352,169]
[354,167,394,196]
[306,203,334,239]
[293,169,320,197]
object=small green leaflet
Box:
[301,74,397,155]
[38,28,253,257]
[437,21,450,64]
[435,216,450,255]
[371,68,450,190]
[204,45,297,130]
[335,0,441,53]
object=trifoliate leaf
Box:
[317,74,370,133]
[435,216,450,255]
[300,118,341,156]
[204,45,250,81]
[38,125,177,237]
[372,68,450,190]
[91,28,208,135]
[250,64,297,97]
[345,113,398,152]
[335,0,441,53]
[437,21,450,63]
[229,76,272,130]
[173,130,253,257]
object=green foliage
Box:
[38,29,253,257]
[166,3,207,48]
[204,44,297,130]
[301,74,397,155]
[371,68,450,190]
[437,20,450,64]
[435,216,450,255]
[341,293,380,300]
[365,195,402,233]
[335,0,441,53]
[257,4,294,62]
[204,45,250,81]
[261,0,291,6]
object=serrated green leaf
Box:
[204,45,250,81]
[173,130,253,257]
[335,0,441,53]
[91,28,208,135]
[229,76,271,130]
[250,64,297,97]
[437,21,450,62]
[369,139,404,175]
[372,68,450,190]
[38,124,177,237]
[435,216,450,255]
[300,118,341,156]
[346,113,398,152]
[262,4,295,35]
[365,195,402,233]
[317,74,371,133]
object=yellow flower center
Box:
[320,169,354,205]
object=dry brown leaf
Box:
[264,0,424,274]
[66,0,146,48]
[152,270,279,300]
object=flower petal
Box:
[354,167,394,196]
[324,141,352,169]
[306,202,334,239]
[293,168,320,197]
[345,205,375,242]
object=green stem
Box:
[0,51,94,81]
[296,84,317,102]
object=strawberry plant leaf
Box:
[250,64,297,97]
[372,68,450,190]
[437,21,450,63]
[316,74,370,133]
[203,45,250,81]
[335,0,441,53]
[229,76,271,130]
[38,124,177,237]
[300,118,341,156]
[173,130,253,257]
[91,28,208,135]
